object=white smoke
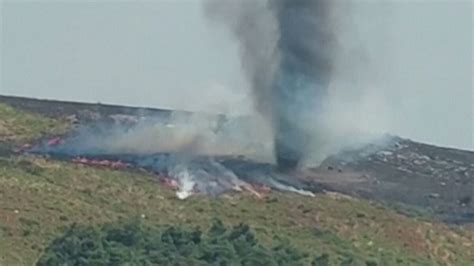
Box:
[172,165,197,200]
[66,111,274,163]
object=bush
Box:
[38,219,309,266]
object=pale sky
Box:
[1,0,473,150]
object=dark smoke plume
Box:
[205,0,336,170]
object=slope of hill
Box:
[0,96,473,265]
[311,137,474,224]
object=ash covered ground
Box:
[2,95,473,224]
[313,137,474,223]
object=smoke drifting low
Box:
[37,113,273,162]
[31,113,316,199]
[205,0,337,169]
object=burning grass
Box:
[1,156,473,265]
[27,119,317,199]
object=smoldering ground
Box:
[35,112,273,161]
[30,112,321,199]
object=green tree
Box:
[38,219,323,266]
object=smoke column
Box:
[205,0,336,169]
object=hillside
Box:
[0,96,473,265]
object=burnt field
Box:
[1,95,473,224]
[314,138,474,224]
[2,95,473,226]
[1,95,474,265]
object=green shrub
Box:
[38,219,311,266]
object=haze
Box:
[1,0,472,150]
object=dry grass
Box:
[0,103,69,144]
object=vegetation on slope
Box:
[0,103,69,144]
[0,103,473,265]
[38,219,317,265]
[1,156,473,265]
